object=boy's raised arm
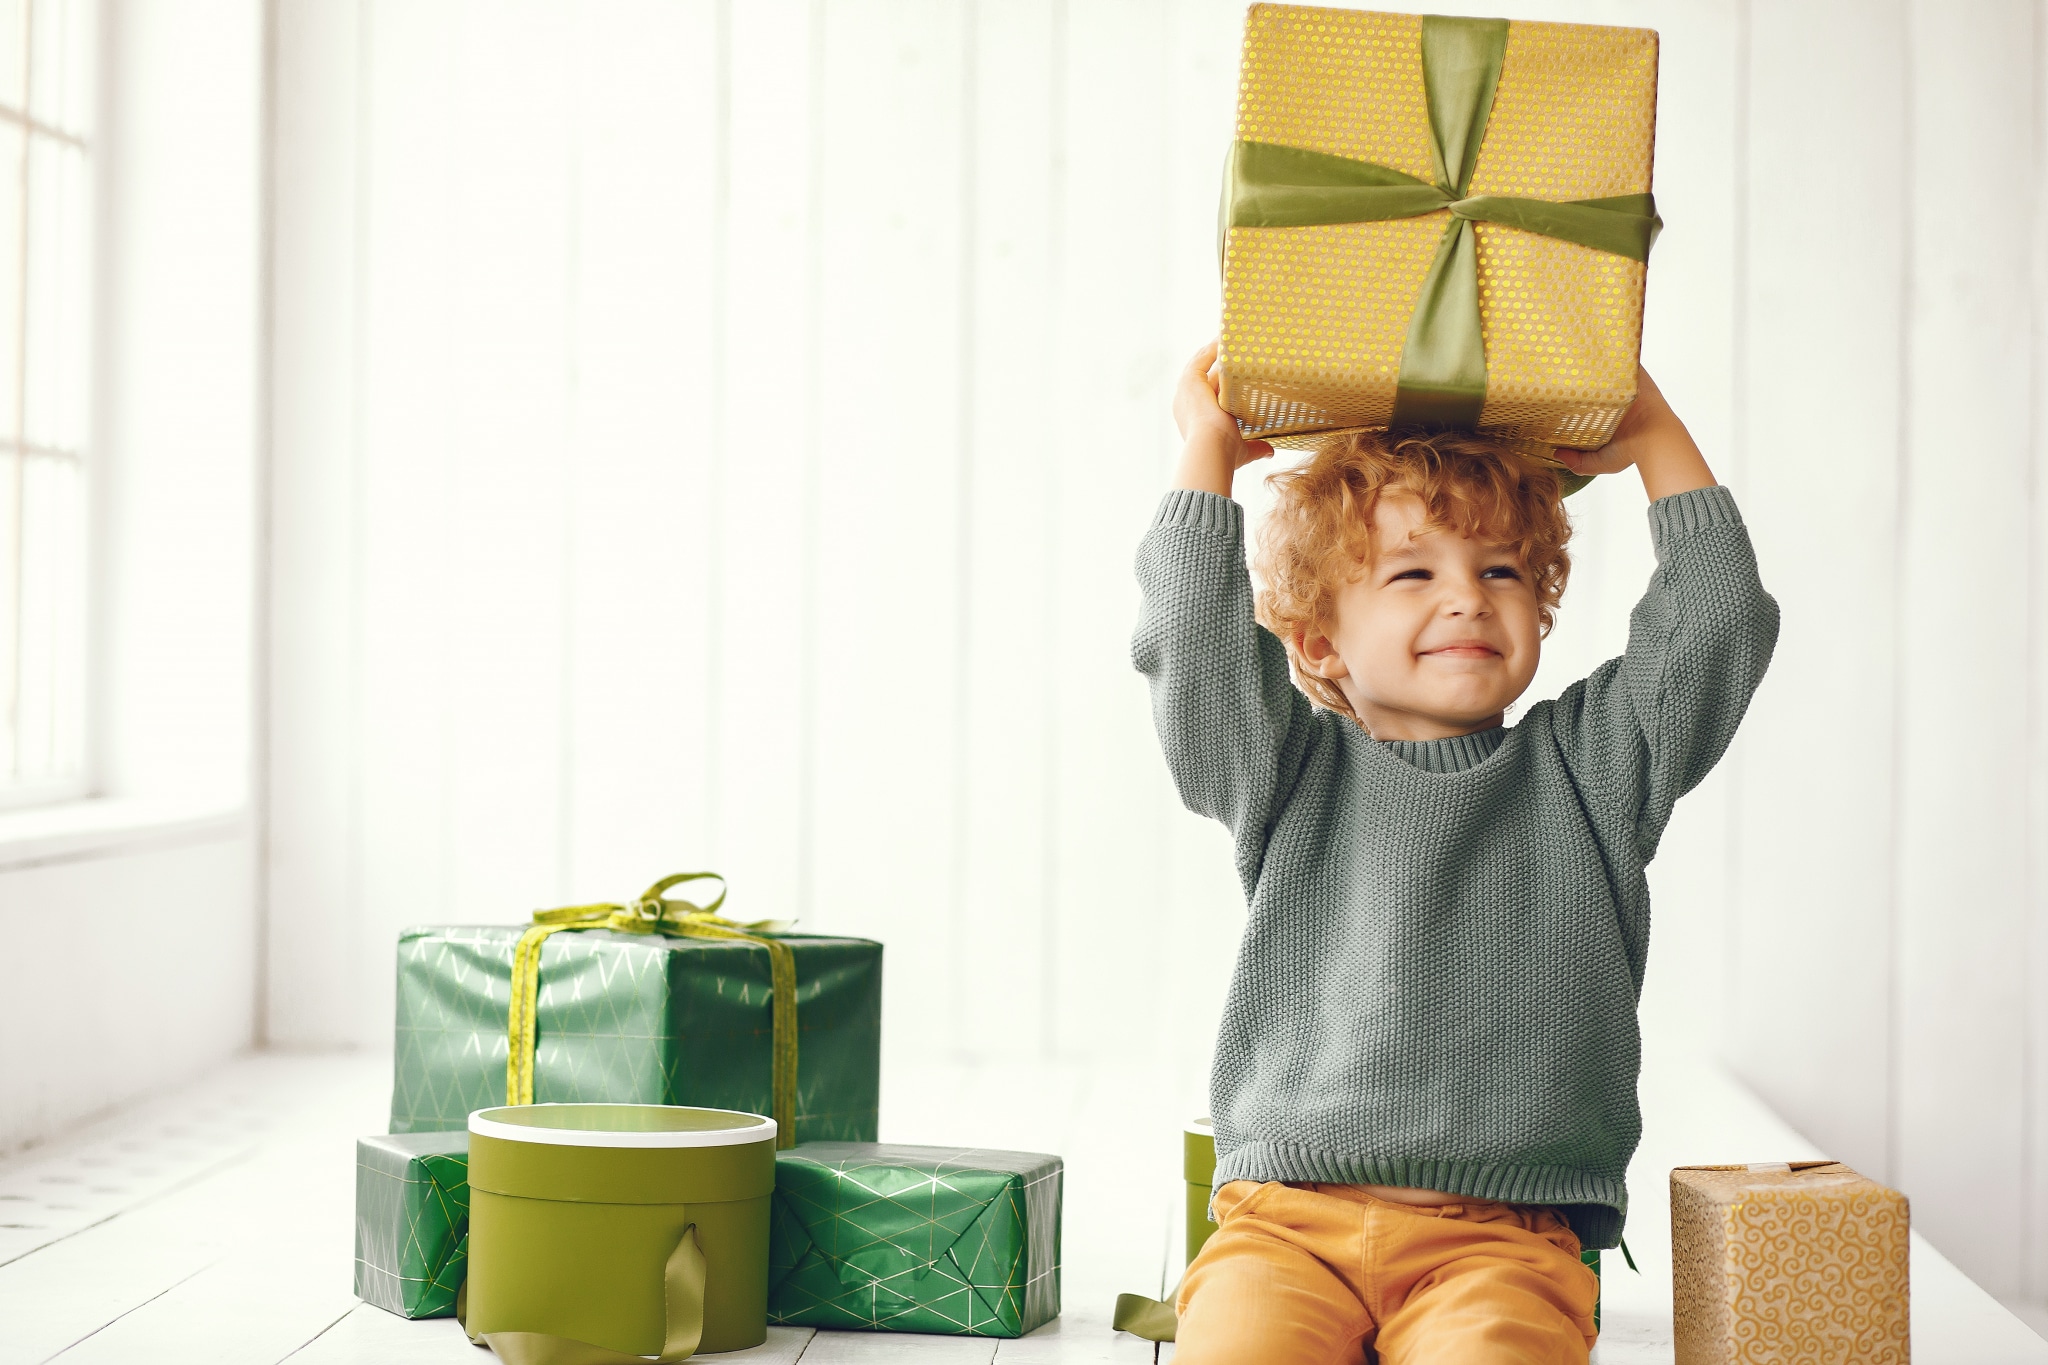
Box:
[1549,368,1779,863]
[1552,367,1717,500]
[1170,341,1275,497]
[1133,344,1318,858]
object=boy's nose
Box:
[1443,583,1490,616]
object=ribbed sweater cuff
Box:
[1154,488,1244,541]
[1648,484,1741,550]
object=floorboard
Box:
[795,1334,994,1363]
[1,1056,382,1365]
[2,1049,2043,1363]
[995,1308,1157,1363]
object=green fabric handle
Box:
[1221,14,1662,433]
[1112,1290,1179,1343]
[461,1224,707,1364]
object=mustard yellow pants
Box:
[1174,1181,1600,1365]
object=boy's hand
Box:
[1553,366,1717,502]
[1172,340,1274,498]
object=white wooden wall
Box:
[267,0,2048,1301]
[1724,0,2048,1302]
[267,0,1746,1090]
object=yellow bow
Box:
[505,872,799,1149]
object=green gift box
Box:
[390,921,882,1145]
[768,1142,1062,1338]
[355,1131,470,1319]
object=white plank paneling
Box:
[705,0,819,926]
[561,0,719,893]
[807,0,969,1043]
[2030,0,2048,1305]
[266,0,365,1045]
[957,0,1060,1061]
[440,1,575,917]
[1157,0,1258,1112]
[1895,0,2037,1298]
[1728,0,1907,1182]
[1048,0,1175,1066]
[354,0,461,1041]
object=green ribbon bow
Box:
[1222,14,1662,433]
[506,872,801,1150]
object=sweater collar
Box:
[1378,724,1508,774]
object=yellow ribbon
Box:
[504,872,800,1150]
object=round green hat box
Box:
[463,1103,776,1362]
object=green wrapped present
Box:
[390,873,882,1147]
[769,1142,1062,1338]
[355,1131,469,1319]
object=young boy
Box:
[1134,343,1778,1363]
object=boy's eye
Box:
[1481,565,1523,581]
[1389,568,1431,582]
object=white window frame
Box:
[0,0,91,810]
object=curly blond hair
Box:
[1252,429,1574,717]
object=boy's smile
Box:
[1294,492,1543,742]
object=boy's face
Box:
[1296,492,1543,741]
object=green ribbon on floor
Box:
[1112,1287,1180,1343]
[1221,14,1662,432]
[505,871,800,1150]
[460,1225,707,1364]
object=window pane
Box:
[0,450,16,778]
[16,451,77,778]
[0,124,22,446]
[23,134,82,451]
[28,0,89,139]
[0,0,82,794]
[0,0,25,117]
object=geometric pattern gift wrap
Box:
[768,1143,1063,1338]
[353,1131,469,1319]
[1670,1161,1910,1365]
[1220,5,1659,451]
[389,926,882,1143]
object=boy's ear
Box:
[1294,627,1350,682]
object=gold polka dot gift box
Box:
[1219,5,1661,458]
[1670,1161,1910,1365]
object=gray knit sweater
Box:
[1132,484,1777,1249]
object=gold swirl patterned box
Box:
[1670,1161,1910,1365]
[1220,5,1660,450]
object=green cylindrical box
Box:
[1185,1118,1216,1267]
[465,1103,777,1357]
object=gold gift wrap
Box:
[1670,1162,1909,1365]
[1220,5,1659,450]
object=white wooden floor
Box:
[2,1049,2045,1364]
